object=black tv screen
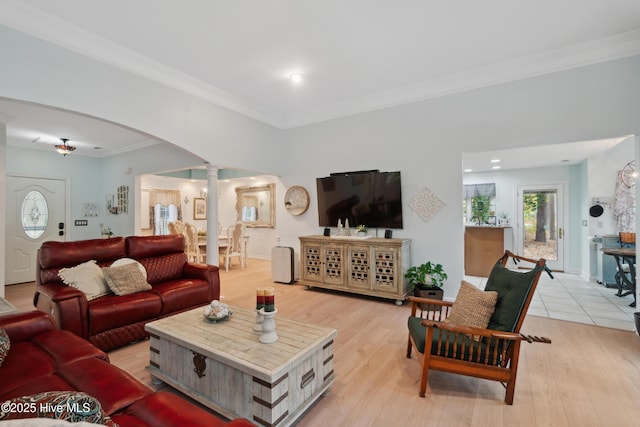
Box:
[316,171,403,229]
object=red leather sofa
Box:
[0,310,253,426]
[34,234,219,351]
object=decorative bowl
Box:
[203,312,231,322]
[203,300,231,322]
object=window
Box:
[463,183,496,224]
[21,190,49,239]
[154,203,178,235]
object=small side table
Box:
[0,297,18,315]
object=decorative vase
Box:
[259,308,278,343]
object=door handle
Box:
[559,228,563,239]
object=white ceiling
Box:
[1,0,640,162]
[462,137,628,173]
[0,98,160,157]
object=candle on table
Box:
[264,287,275,312]
[256,288,265,310]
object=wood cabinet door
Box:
[371,247,399,293]
[301,242,323,283]
[347,244,372,290]
[322,243,345,286]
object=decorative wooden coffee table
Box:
[145,306,337,427]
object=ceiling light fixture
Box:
[54,138,76,156]
[290,73,302,83]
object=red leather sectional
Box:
[34,234,219,351]
[0,310,253,426]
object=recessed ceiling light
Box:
[490,159,500,163]
[492,166,501,169]
[464,169,472,173]
[290,73,302,83]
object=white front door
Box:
[516,184,565,271]
[5,176,67,284]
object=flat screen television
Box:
[316,171,403,229]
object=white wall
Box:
[283,56,640,298]
[463,166,574,226]
[463,165,574,267]
[2,24,640,300]
[140,174,282,260]
[218,177,281,260]
[586,136,635,236]
[141,175,209,230]
[6,143,206,240]
[7,146,103,241]
[0,26,283,176]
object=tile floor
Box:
[465,271,638,332]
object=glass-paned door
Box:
[517,184,564,271]
[6,176,67,284]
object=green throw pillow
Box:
[484,262,538,332]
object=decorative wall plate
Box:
[284,186,310,216]
[409,187,445,222]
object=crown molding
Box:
[2,0,640,130]
[282,29,640,128]
[0,0,286,128]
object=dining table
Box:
[602,247,636,307]
[198,233,249,268]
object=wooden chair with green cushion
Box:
[406,250,549,405]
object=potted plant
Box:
[355,224,367,236]
[405,261,447,300]
[100,224,114,238]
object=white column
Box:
[634,134,640,311]
[0,122,6,297]
[205,163,220,266]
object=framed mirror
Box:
[235,183,275,228]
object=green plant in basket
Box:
[405,261,447,290]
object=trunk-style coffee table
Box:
[145,306,337,427]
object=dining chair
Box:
[168,220,185,236]
[221,222,245,272]
[184,223,206,263]
[615,231,636,299]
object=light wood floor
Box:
[6,259,640,427]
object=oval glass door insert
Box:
[21,190,49,239]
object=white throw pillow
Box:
[58,260,111,301]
